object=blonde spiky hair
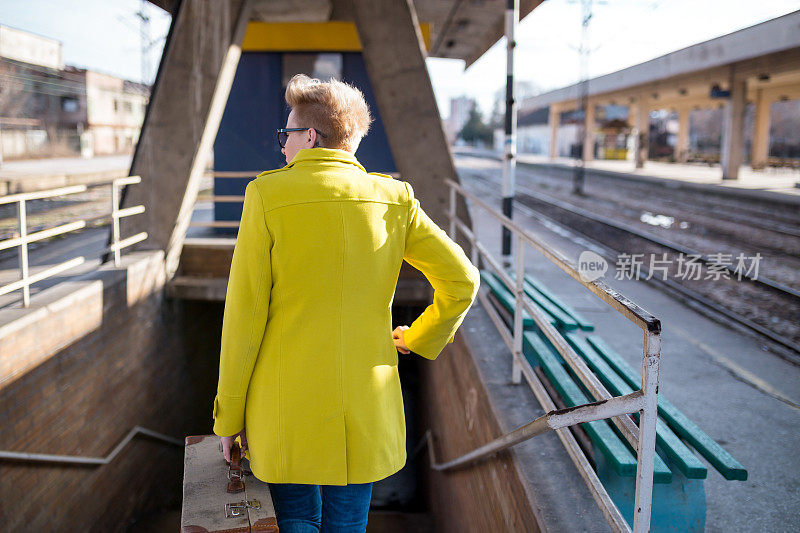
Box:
[285,74,374,152]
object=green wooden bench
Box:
[584,335,747,481]
[523,329,673,483]
[479,269,748,531]
[479,269,592,332]
[510,271,594,331]
[563,332,708,479]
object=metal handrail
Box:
[426,391,645,472]
[0,176,148,307]
[412,177,662,533]
[187,170,260,228]
[210,170,260,178]
[0,426,182,466]
[449,178,660,333]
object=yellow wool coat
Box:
[212,147,480,485]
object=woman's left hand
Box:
[392,325,411,354]
[221,428,248,463]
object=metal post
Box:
[112,180,121,266]
[137,0,151,84]
[17,199,29,307]
[448,183,457,240]
[501,0,518,262]
[632,330,661,532]
[573,0,592,196]
[511,232,524,384]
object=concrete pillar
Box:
[721,70,747,180]
[675,106,691,163]
[117,0,252,279]
[750,87,771,170]
[625,104,636,162]
[548,104,560,159]
[634,96,650,169]
[582,101,595,162]
[352,0,468,234]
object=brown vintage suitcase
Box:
[181,434,279,532]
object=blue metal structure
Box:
[213,51,397,231]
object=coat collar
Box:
[287,148,366,173]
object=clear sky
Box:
[0,0,172,83]
[1,0,798,119]
[429,0,800,117]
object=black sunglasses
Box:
[277,127,328,149]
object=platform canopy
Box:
[522,10,800,110]
[147,0,544,67]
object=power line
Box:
[589,0,662,54]
[0,56,68,75]
[0,70,88,92]
[0,75,87,98]
[116,0,165,84]
[0,57,151,95]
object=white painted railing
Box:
[189,171,253,229]
[0,176,148,307]
[0,426,182,465]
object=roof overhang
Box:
[148,0,545,67]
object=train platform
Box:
[456,156,800,531]
[455,148,800,206]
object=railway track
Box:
[519,163,800,240]
[459,151,800,236]
[460,166,800,362]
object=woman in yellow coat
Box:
[213,74,480,532]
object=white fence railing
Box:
[0,176,148,307]
[189,171,252,229]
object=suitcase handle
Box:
[226,440,245,494]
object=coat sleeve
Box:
[401,182,480,360]
[212,180,273,437]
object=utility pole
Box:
[118,2,162,85]
[573,0,592,196]
[501,0,518,264]
[136,0,151,84]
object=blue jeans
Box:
[266,482,373,533]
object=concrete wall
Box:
[0,251,221,531]
[416,329,543,531]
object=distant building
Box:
[446,96,475,144]
[82,70,149,156]
[0,24,62,69]
[0,24,149,160]
[493,105,580,157]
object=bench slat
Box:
[523,330,673,483]
[586,335,748,481]
[479,270,547,328]
[564,332,708,479]
[507,271,580,330]
[482,269,580,331]
[523,273,595,331]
